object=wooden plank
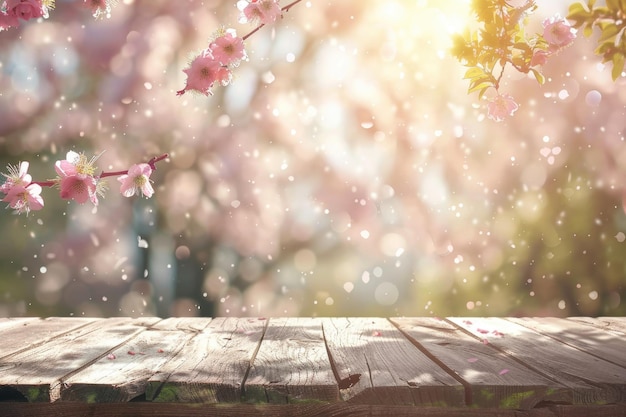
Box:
[568,317,626,334]
[0,317,96,358]
[507,317,626,368]
[146,317,264,403]
[447,317,626,405]
[60,319,204,402]
[0,317,160,402]
[322,317,464,407]
[149,317,212,332]
[244,317,339,404]
[391,317,570,409]
[0,317,38,332]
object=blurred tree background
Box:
[0,0,624,318]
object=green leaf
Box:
[567,2,590,18]
[530,68,545,85]
[463,67,486,80]
[598,24,619,43]
[616,26,626,47]
[592,6,611,17]
[595,41,615,56]
[469,75,494,90]
[468,81,494,94]
[567,1,592,26]
[478,86,490,100]
[612,53,624,80]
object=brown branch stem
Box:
[31,153,169,187]
[242,0,304,41]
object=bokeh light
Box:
[0,0,624,318]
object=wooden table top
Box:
[0,316,625,417]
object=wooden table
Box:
[0,317,625,416]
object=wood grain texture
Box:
[0,316,623,416]
[391,317,570,409]
[323,317,464,407]
[244,317,339,404]
[0,317,160,402]
[568,316,626,334]
[507,317,626,368]
[146,317,264,403]
[60,323,197,402]
[447,317,626,405]
[0,317,38,332]
[0,317,96,358]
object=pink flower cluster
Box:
[542,14,577,51]
[0,151,165,215]
[0,0,49,31]
[82,0,116,20]
[177,0,285,96]
[55,151,103,206]
[487,93,519,122]
[0,0,115,31]
[0,162,44,215]
[487,14,577,122]
[177,29,247,97]
[118,163,154,198]
[240,0,282,25]
[528,14,577,68]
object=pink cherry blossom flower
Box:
[487,93,519,122]
[210,30,247,67]
[0,10,20,31]
[241,0,282,25]
[57,175,99,204]
[2,183,44,214]
[1,161,33,194]
[177,50,232,96]
[530,49,549,67]
[54,151,101,205]
[81,0,115,19]
[0,161,44,214]
[5,0,48,21]
[118,163,154,198]
[543,14,576,49]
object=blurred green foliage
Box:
[567,0,626,80]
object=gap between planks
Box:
[1,317,625,409]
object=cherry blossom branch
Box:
[495,63,506,90]
[99,153,169,179]
[453,1,577,122]
[0,0,115,32]
[28,153,169,186]
[1,153,168,215]
[32,179,56,188]
[177,0,304,96]
[242,0,304,41]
